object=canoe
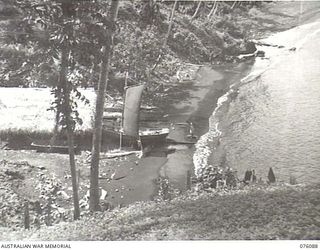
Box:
[102,126,170,146]
[30,142,79,154]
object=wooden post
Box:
[139,137,144,157]
[24,201,30,230]
[119,72,128,151]
[1,210,6,227]
[34,201,41,229]
[186,170,191,190]
[46,197,52,226]
[124,71,128,90]
[119,126,123,150]
[34,200,42,215]
[268,167,276,183]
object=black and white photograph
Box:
[0,0,319,247]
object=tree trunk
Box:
[175,0,179,12]
[191,1,202,19]
[213,2,219,17]
[207,0,217,20]
[60,46,80,220]
[151,0,177,72]
[90,0,120,212]
[231,1,237,10]
[24,201,30,230]
[89,62,97,90]
[164,0,178,47]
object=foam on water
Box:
[193,87,234,176]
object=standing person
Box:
[187,121,197,139]
[252,169,257,183]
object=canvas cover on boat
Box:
[122,84,145,137]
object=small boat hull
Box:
[31,142,80,154]
[140,129,170,145]
[102,127,169,147]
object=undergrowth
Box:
[1,183,319,240]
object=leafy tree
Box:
[2,0,123,214]
[5,0,100,220]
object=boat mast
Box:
[119,71,128,151]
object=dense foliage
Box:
[0,1,266,92]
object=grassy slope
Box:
[2,183,319,240]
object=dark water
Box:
[194,20,320,184]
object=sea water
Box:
[194,20,320,184]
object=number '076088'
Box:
[300,244,318,248]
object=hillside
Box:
[1,183,319,240]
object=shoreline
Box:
[193,62,253,179]
[205,15,320,184]
[159,62,254,194]
[193,2,320,185]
